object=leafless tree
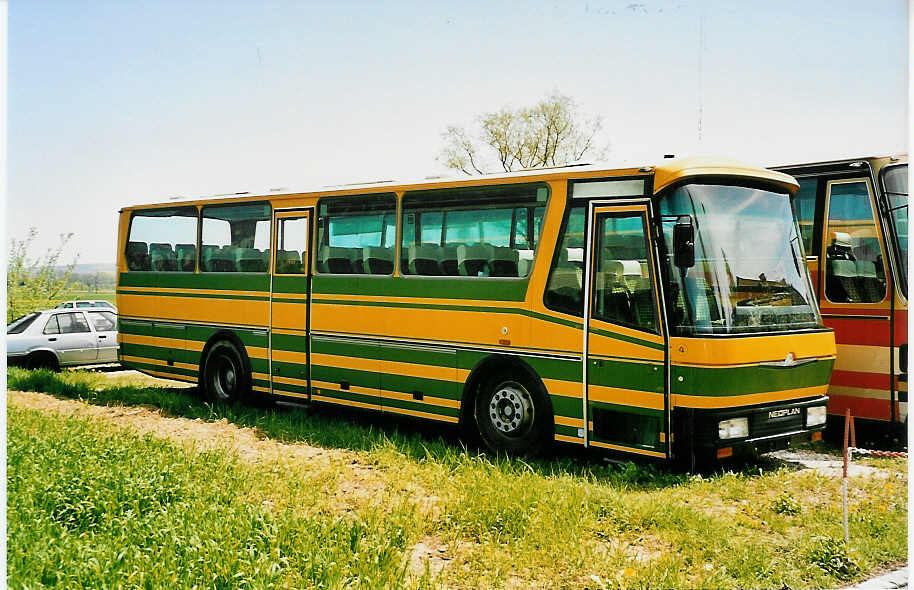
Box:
[439,93,608,175]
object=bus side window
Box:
[126,207,198,272]
[201,202,272,273]
[823,180,886,303]
[316,193,396,275]
[400,184,548,278]
[544,206,585,316]
[795,178,817,256]
[592,214,657,332]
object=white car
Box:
[7,308,119,370]
[55,300,117,312]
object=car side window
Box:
[88,311,116,331]
[43,315,61,335]
[55,313,92,334]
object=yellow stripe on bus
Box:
[673,385,829,408]
[311,379,377,398]
[554,434,584,444]
[311,393,380,411]
[589,384,664,410]
[271,375,309,387]
[588,440,666,458]
[379,389,461,409]
[381,405,459,423]
[120,355,197,371]
[554,415,585,428]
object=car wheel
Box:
[26,352,59,372]
[474,369,552,456]
[201,340,250,403]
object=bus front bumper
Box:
[677,396,829,460]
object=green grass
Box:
[7,367,909,589]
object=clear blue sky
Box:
[9,0,908,263]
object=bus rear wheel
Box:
[474,370,552,456]
[201,340,250,403]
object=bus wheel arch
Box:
[460,355,554,455]
[199,331,253,402]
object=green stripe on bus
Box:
[555,424,582,438]
[313,275,528,302]
[117,289,269,302]
[272,332,307,353]
[381,373,459,400]
[381,396,458,418]
[119,272,270,291]
[312,387,378,407]
[121,359,197,379]
[550,394,583,419]
[272,275,306,294]
[590,400,664,418]
[589,360,664,393]
[312,364,379,391]
[671,358,834,397]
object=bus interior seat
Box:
[440,245,459,276]
[594,260,631,323]
[827,232,856,261]
[126,241,150,271]
[826,259,859,302]
[235,248,266,272]
[318,245,354,274]
[149,243,177,271]
[174,243,196,271]
[855,260,883,302]
[489,246,519,277]
[202,246,233,272]
[408,244,441,275]
[517,249,534,277]
[545,248,583,311]
[458,244,492,277]
[362,247,394,274]
[276,250,302,274]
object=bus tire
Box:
[474,369,552,456]
[200,340,250,403]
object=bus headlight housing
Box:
[718,417,749,440]
[806,406,827,427]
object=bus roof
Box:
[770,154,907,173]
[122,156,798,211]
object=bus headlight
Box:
[806,406,827,427]
[718,417,749,440]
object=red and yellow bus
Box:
[774,156,907,433]
[116,157,835,464]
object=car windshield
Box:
[8,312,41,334]
[659,183,822,335]
[882,164,907,296]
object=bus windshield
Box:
[882,164,908,296]
[659,183,822,335]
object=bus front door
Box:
[584,201,669,459]
[269,209,313,400]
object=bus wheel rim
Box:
[488,382,533,436]
[212,354,236,398]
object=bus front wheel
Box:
[474,370,552,456]
[201,340,250,403]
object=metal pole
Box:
[842,408,850,545]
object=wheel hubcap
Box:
[488,382,533,436]
[212,355,237,398]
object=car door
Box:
[43,312,97,364]
[88,311,119,362]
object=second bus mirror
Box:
[673,218,695,269]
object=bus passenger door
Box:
[820,179,894,422]
[584,202,668,459]
[269,209,313,400]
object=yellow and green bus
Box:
[116,157,836,464]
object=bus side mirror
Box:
[673,219,695,269]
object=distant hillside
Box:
[54,263,116,274]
